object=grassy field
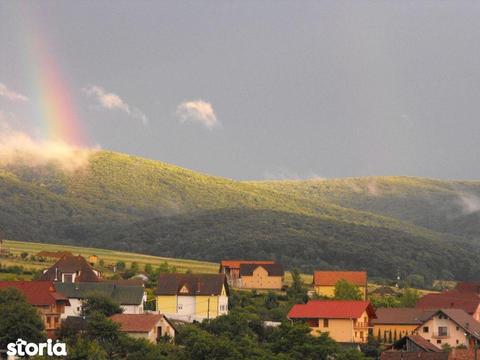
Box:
[2,239,218,274]
[1,239,313,286]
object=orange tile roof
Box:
[288,300,376,319]
[313,271,367,286]
[220,260,275,269]
[111,314,164,333]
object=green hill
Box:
[1,150,479,281]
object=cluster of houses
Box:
[2,253,480,359]
[288,271,480,359]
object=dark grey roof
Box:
[154,273,228,296]
[41,255,101,282]
[239,263,284,277]
[54,282,145,305]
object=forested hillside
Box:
[1,150,479,281]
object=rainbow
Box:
[19,6,87,147]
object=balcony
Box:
[432,331,450,339]
[354,322,372,329]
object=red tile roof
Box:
[416,291,480,315]
[0,281,69,306]
[455,282,480,294]
[220,260,275,270]
[313,271,367,286]
[288,300,376,319]
[111,314,164,333]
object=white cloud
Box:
[82,85,148,125]
[0,83,28,102]
[176,100,219,129]
[0,129,97,172]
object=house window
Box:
[456,326,460,331]
[456,340,460,344]
[438,327,448,337]
[360,331,364,340]
[355,332,357,338]
[423,326,429,333]
[323,319,329,328]
[437,340,442,344]
[63,274,73,283]
[178,304,183,310]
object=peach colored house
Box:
[288,300,376,343]
[313,271,367,299]
[111,314,176,343]
[219,260,275,287]
[239,263,284,290]
[415,309,480,349]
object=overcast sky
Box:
[1,1,480,180]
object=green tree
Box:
[399,288,420,307]
[130,262,140,274]
[85,312,124,359]
[287,269,307,302]
[81,293,123,317]
[116,261,126,271]
[0,288,45,350]
[67,337,108,360]
[144,263,153,274]
[264,291,279,310]
[334,279,362,300]
[406,274,425,289]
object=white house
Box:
[54,281,146,318]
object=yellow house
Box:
[155,273,229,322]
[313,271,367,299]
[372,308,434,343]
[239,263,284,290]
[288,300,376,343]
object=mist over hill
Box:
[1,150,479,281]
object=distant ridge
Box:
[1,150,479,280]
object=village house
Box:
[219,260,276,287]
[287,300,376,343]
[416,291,480,321]
[373,308,436,343]
[155,273,229,322]
[41,254,102,283]
[238,263,284,290]
[110,314,176,343]
[0,281,70,338]
[414,308,480,349]
[54,281,146,317]
[313,271,368,299]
